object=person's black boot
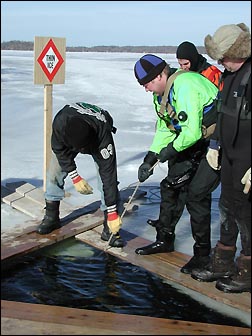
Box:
[215,254,251,293]
[180,244,211,274]
[191,241,237,282]
[37,200,61,234]
[135,230,175,255]
[101,212,124,248]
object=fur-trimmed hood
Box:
[204,23,251,60]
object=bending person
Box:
[37,102,123,248]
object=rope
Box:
[105,160,160,250]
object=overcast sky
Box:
[1,1,251,46]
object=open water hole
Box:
[1,237,249,328]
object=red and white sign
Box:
[37,38,64,82]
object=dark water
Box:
[1,237,248,327]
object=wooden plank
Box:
[93,225,192,267]
[1,182,106,264]
[2,183,45,219]
[2,190,44,219]
[1,300,251,335]
[1,209,104,264]
[4,182,73,216]
[6,181,37,196]
[8,181,45,206]
[2,188,24,205]
[75,228,251,315]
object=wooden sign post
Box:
[34,36,66,191]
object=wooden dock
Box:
[76,226,251,315]
[1,181,140,265]
[1,180,103,255]
[1,181,251,335]
[1,300,250,335]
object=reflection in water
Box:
[1,238,248,327]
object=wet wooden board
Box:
[1,181,145,265]
[76,227,251,315]
[1,300,251,335]
[1,209,104,265]
[1,181,105,265]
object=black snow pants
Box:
[157,139,220,253]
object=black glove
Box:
[138,151,158,182]
[157,143,178,163]
[138,162,153,182]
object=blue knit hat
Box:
[134,54,167,85]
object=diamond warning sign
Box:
[37,38,64,82]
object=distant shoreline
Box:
[1,40,206,53]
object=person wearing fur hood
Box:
[191,23,251,294]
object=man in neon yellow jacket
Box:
[134,54,220,274]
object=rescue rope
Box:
[105,161,160,250]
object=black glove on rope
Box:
[138,151,158,183]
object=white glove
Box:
[206,148,220,170]
[241,168,251,194]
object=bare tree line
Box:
[1,40,206,53]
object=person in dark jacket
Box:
[37,102,124,248]
[191,23,251,293]
[176,41,222,88]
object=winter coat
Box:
[196,55,222,88]
[149,71,218,157]
[51,102,118,208]
[212,57,251,150]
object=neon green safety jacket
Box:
[149,71,218,155]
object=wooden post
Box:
[34,36,66,192]
[43,84,53,192]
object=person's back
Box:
[176,41,222,87]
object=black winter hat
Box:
[176,41,200,71]
[134,54,167,85]
[65,117,95,149]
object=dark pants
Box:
[219,115,251,256]
[158,155,220,251]
[219,152,251,256]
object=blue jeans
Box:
[45,152,106,211]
